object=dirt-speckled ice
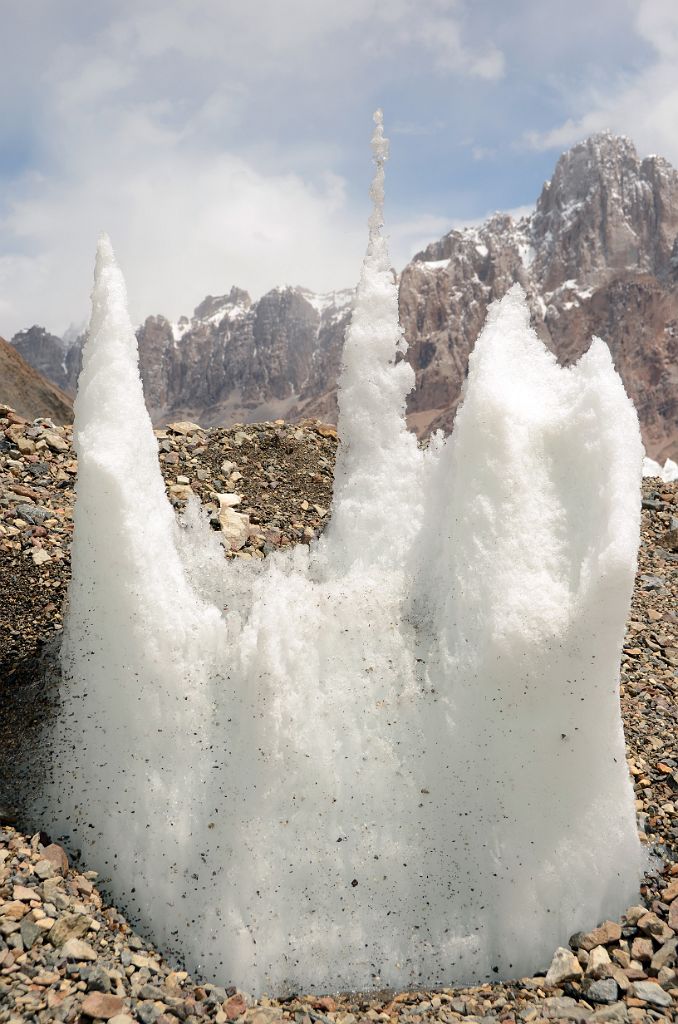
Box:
[31,112,645,995]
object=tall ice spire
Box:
[324,110,423,569]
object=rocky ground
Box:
[0,405,677,1023]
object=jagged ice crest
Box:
[25,113,645,996]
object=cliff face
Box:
[11,326,81,396]
[9,133,678,458]
[133,285,354,426]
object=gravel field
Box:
[0,406,676,1023]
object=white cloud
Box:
[1,149,366,335]
[525,0,678,164]
[112,0,504,81]
[0,0,505,337]
[409,7,504,79]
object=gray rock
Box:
[85,965,112,992]
[640,574,665,590]
[19,914,43,949]
[631,980,673,1007]
[135,1003,162,1024]
[541,995,591,1020]
[589,1004,628,1022]
[138,984,165,999]
[33,858,55,879]
[585,978,618,1004]
[650,936,677,970]
[15,503,49,525]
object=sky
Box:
[2,0,678,337]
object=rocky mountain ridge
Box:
[12,285,354,430]
[393,132,678,458]
[9,131,678,458]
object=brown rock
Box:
[8,483,40,500]
[224,994,247,1019]
[631,936,654,963]
[623,906,647,926]
[607,964,630,993]
[41,842,69,875]
[167,421,204,436]
[246,1009,283,1024]
[312,997,337,1012]
[610,948,631,969]
[3,900,29,920]
[42,429,69,452]
[662,879,678,903]
[637,911,674,943]
[48,912,91,946]
[579,921,622,951]
[80,992,125,1018]
[12,883,38,901]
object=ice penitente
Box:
[28,113,644,995]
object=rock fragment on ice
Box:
[218,503,250,550]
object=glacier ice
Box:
[643,456,678,483]
[30,111,644,995]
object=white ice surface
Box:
[34,114,644,998]
[643,456,678,482]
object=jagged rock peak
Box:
[12,324,67,350]
[11,324,81,395]
[193,287,251,321]
[532,132,678,289]
[412,132,678,294]
[537,132,654,215]
[540,131,676,198]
